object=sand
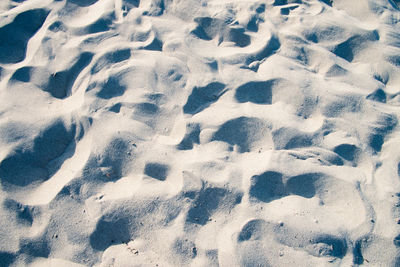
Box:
[1,0,400,266]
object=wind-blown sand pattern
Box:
[1,0,400,266]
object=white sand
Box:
[1,0,400,266]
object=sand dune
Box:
[1,0,400,266]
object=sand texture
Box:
[1,0,400,266]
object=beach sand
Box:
[1,0,400,266]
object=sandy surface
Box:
[1,0,400,266]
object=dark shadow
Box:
[325,64,347,77]
[331,32,378,62]
[143,37,163,51]
[0,119,76,187]
[207,60,218,70]
[187,187,241,225]
[394,234,400,247]
[280,7,290,15]
[333,144,359,161]
[249,171,286,202]
[286,173,319,198]
[398,162,400,177]
[177,123,201,150]
[11,66,32,82]
[90,217,131,251]
[45,52,93,99]
[143,0,164,16]
[256,3,265,13]
[305,32,318,43]
[191,17,250,47]
[183,82,226,115]
[388,55,400,66]
[74,16,114,35]
[373,73,388,84]
[48,21,66,32]
[109,103,122,113]
[324,154,344,166]
[284,135,313,149]
[389,0,399,10]
[125,0,140,8]
[394,253,400,267]
[227,28,251,47]
[323,101,346,118]
[134,102,159,115]
[0,9,49,64]
[370,113,397,153]
[191,17,217,41]
[96,76,126,99]
[369,134,383,153]
[353,239,364,265]
[274,224,347,259]
[312,235,347,258]
[235,81,273,104]
[273,0,302,5]
[3,199,33,226]
[92,49,131,74]
[376,113,397,133]
[299,149,344,166]
[187,187,228,225]
[332,38,356,62]
[191,26,211,41]
[245,35,280,65]
[146,93,165,103]
[144,162,169,181]
[280,5,299,15]
[19,238,50,257]
[0,252,15,267]
[238,219,266,242]
[320,0,332,6]
[247,16,259,32]
[273,0,287,5]
[183,190,197,200]
[67,0,99,7]
[367,89,386,103]
[212,117,267,153]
